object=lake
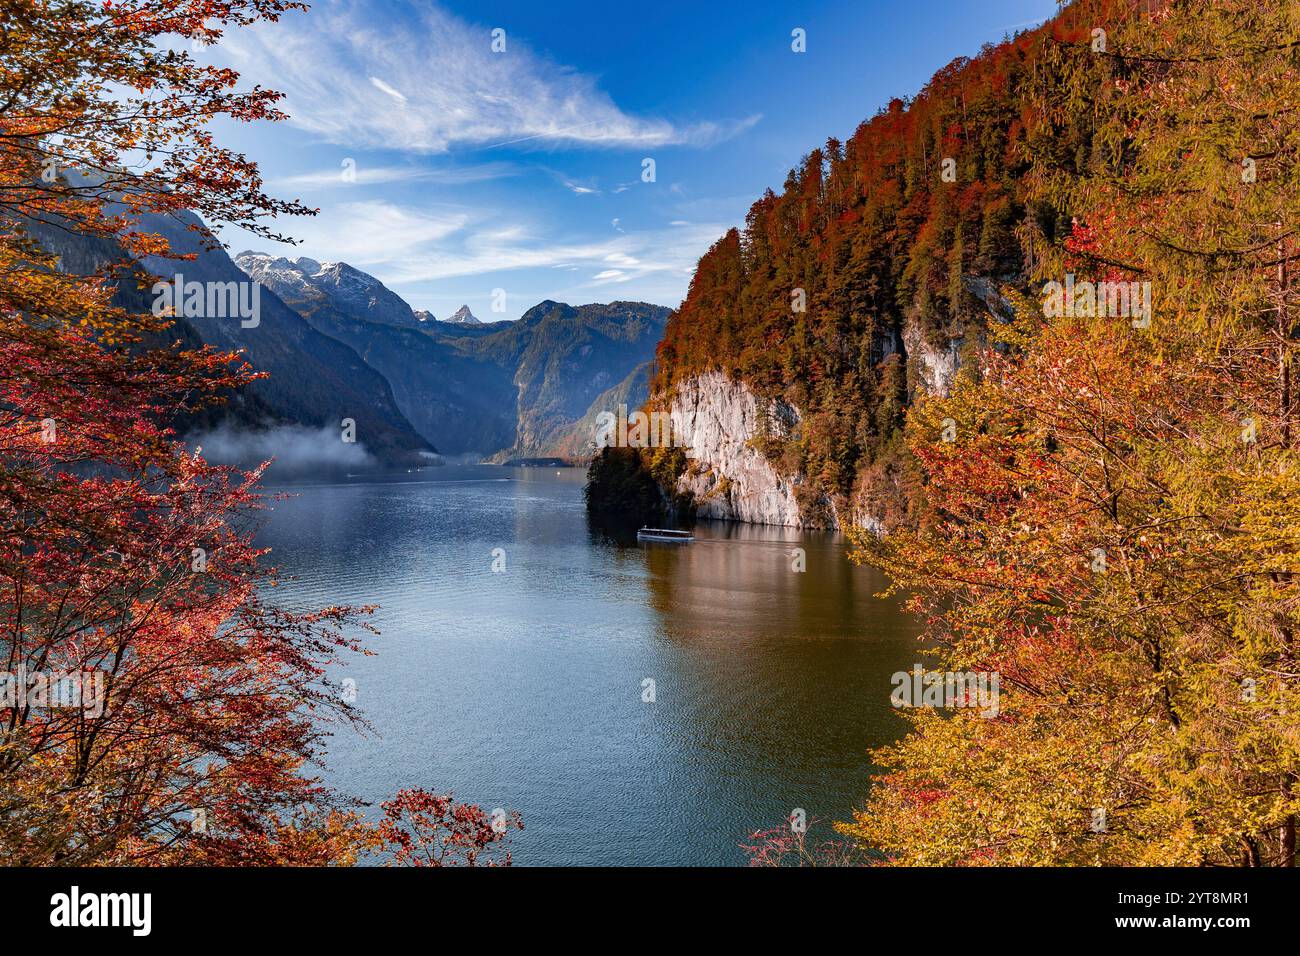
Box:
[256,464,922,866]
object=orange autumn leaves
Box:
[841,0,1300,866]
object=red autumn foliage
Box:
[1,0,521,865]
[741,814,866,868]
[376,789,522,868]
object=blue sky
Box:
[213,0,1060,320]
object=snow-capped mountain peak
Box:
[445,304,481,325]
[236,251,419,329]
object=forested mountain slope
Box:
[633,6,1099,528]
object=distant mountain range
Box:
[26,204,668,469]
[237,250,668,461]
[451,299,668,462]
[27,208,436,467]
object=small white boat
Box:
[637,528,694,543]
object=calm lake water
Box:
[256,464,922,866]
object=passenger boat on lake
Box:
[636,528,694,544]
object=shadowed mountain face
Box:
[237,253,669,460]
[237,253,517,456]
[547,361,653,461]
[28,200,663,465]
[25,210,434,467]
[456,300,669,461]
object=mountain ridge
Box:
[236,253,670,460]
[25,208,435,468]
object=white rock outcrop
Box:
[668,371,834,528]
[902,316,962,396]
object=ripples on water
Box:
[256,464,922,866]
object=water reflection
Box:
[256,465,921,865]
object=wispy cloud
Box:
[270,162,519,191]
[222,0,759,153]
[368,76,408,104]
[275,200,470,265]
[268,198,722,290]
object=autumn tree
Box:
[842,0,1300,866]
[376,789,522,868]
[639,18,1056,528]
[0,0,514,865]
[742,815,866,868]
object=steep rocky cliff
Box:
[657,296,1005,530]
[665,372,809,527]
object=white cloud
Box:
[238,191,729,310]
[222,0,759,153]
[368,76,407,104]
[271,200,470,265]
[275,200,726,291]
[271,162,519,190]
